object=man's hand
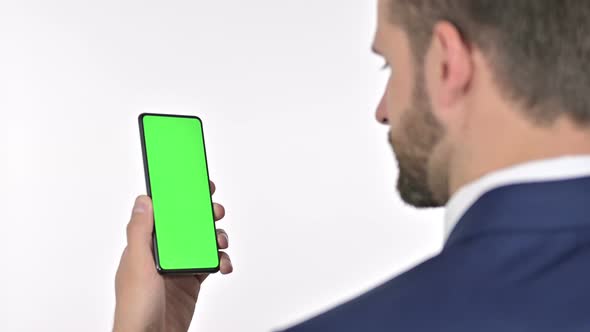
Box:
[114,180,233,332]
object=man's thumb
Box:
[126,195,154,249]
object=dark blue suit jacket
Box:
[280,177,590,331]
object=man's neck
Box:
[449,116,590,197]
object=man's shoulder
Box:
[280,231,590,332]
[278,251,464,332]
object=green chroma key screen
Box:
[139,113,219,273]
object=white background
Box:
[0,1,443,331]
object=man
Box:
[114,0,590,331]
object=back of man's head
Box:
[390,1,590,126]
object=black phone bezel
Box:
[138,112,221,275]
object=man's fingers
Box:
[219,251,233,274]
[126,195,154,249]
[216,229,228,249]
[195,251,232,283]
[210,180,216,195]
[209,180,224,221]
[213,203,225,221]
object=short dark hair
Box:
[389,0,590,126]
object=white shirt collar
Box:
[444,155,590,243]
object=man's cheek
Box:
[389,82,408,111]
[387,94,404,129]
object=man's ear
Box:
[429,21,473,109]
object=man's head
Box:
[373,0,590,208]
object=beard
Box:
[389,71,446,208]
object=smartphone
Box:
[138,113,219,274]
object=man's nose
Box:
[376,95,389,125]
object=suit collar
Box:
[444,155,590,243]
[445,175,590,249]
